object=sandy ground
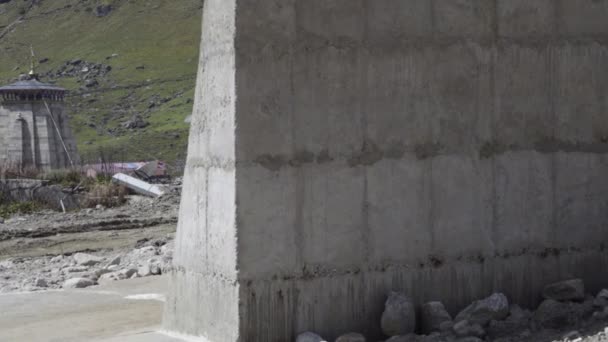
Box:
[0,276,188,342]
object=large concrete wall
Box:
[164,0,608,341]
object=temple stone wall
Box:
[0,102,78,170]
[164,0,608,341]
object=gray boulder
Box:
[421,301,452,334]
[381,291,416,336]
[452,320,485,338]
[335,332,365,342]
[138,264,152,277]
[95,5,112,17]
[34,278,48,287]
[73,253,102,266]
[63,277,95,289]
[534,299,576,329]
[296,332,326,342]
[542,279,585,302]
[454,293,509,326]
[108,256,121,266]
[594,289,608,307]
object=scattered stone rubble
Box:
[297,279,608,342]
[0,238,173,293]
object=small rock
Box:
[94,269,112,278]
[421,301,452,334]
[439,321,454,332]
[507,304,530,322]
[98,272,124,285]
[73,253,102,266]
[119,268,137,278]
[50,255,63,263]
[563,331,581,340]
[34,278,48,287]
[542,279,585,302]
[453,320,485,338]
[95,5,112,17]
[84,78,98,88]
[150,264,161,275]
[138,264,152,277]
[296,332,326,342]
[107,265,120,271]
[334,332,365,342]
[63,277,95,289]
[381,291,416,336]
[66,266,89,273]
[594,289,608,307]
[108,256,121,266]
[454,293,509,326]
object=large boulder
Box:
[381,291,416,336]
[73,253,103,266]
[542,279,585,302]
[63,277,95,289]
[296,332,326,342]
[334,332,365,342]
[421,301,452,334]
[534,299,579,329]
[454,293,509,326]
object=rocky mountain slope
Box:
[0,0,202,170]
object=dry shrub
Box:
[0,161,41,180]
[83,183,127,208]
[44,169,84,187]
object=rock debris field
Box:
[3,186,608,341]
[298,278,608,342]
[0,192,179,293]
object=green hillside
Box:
[0,0,202,172]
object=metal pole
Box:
[43,100,74,168]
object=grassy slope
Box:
[0,0,202,171]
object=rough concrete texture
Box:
[164,0,608,341]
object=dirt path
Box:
[0,223,175,260]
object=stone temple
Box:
[0,73,79,170]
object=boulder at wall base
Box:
[454,293,509,326]
[421,301,453,334]
[381,291,416,336]
[542,279,585,302]
[532,298,593,329]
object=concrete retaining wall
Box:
[164,0,608,341]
